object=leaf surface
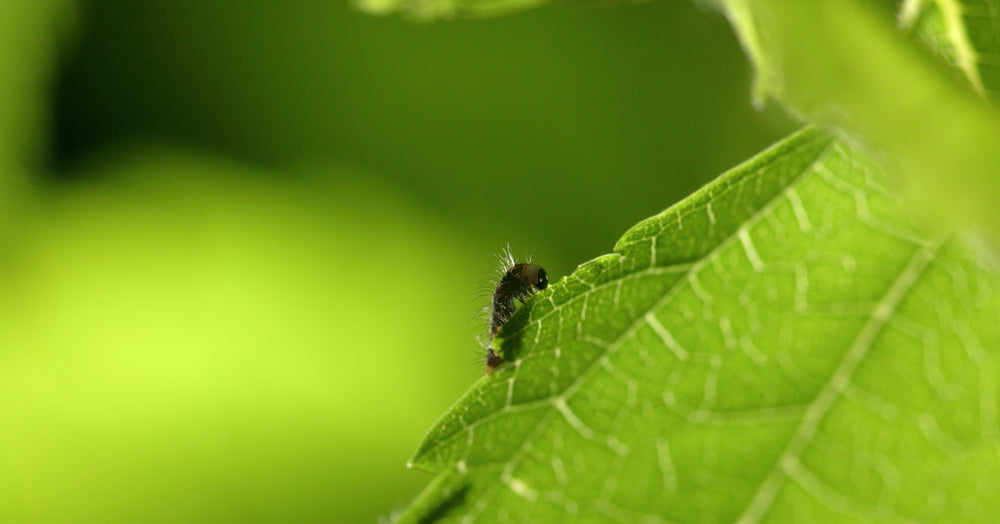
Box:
[398,128,1000,523]
[901,0,1000,101]
[720,0,1000,232]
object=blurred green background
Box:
[0,1,794,522]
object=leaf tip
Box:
[407,443,436,472]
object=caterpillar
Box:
[484,248,548,373]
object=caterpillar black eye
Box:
[535,268,548,290]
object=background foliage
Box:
[0,1,798,522]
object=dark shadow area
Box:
[495,301,537,361]
[417,483,471,524]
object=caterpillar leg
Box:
[485,347,505,374]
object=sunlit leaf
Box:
[901,0,1000,101]
[398,128,1000,523]
[719,0,1000,233]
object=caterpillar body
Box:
[484,249,548,373]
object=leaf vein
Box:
[734,235,947,524]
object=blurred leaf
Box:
[398,128,1000,522]
[355,0,544,19]
[900,0,1000,100]
[719,0,1000,234]
[0,0,74,232]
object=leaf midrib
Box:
[734,235,947,524]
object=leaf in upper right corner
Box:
[716,0,1000,234]
[901,0,1000,101]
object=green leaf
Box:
[355,0,544,20]
[719,0,1000,234]
[901,0,1000,101]
[398,127,1000,522]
